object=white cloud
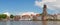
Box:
[35,0,60,13]
[18,12,39,15]
[3,12,10,16]
[42,0,56,2]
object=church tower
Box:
[42,4,47,20]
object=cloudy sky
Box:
[0,0,59,15]
[35,0,60,14]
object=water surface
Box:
[0,21,60,25]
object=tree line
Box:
[0,14,14,20]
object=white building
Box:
[19,12,39,20]
[57,14,60,20]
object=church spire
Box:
[42,4,47,20]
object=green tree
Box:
[0,14,7,19]
[10,15,14,18]
[40,14,42,16]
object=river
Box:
[0,21,60,25]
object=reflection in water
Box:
[0,21,60,25]
[42,21,47,25]
[52,21,57,25]
[47,21,57,25]
[0,21,6,25]
[6,20,10,25]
